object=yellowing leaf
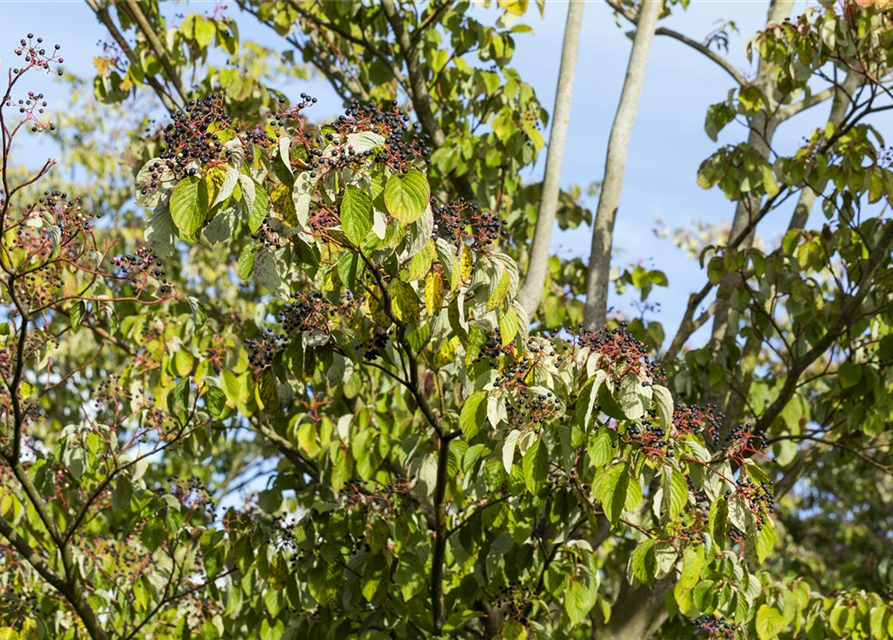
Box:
[388,280,420,323]
[459,243,474,284]
[425,270,444,316]
[175,350,194,377]
[271,182,298,227]
[486,267,512,312]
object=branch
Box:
[583,0,662,330]
[603,0,746,86]
[754,221,893,435]
[380,0,441,146]
[123,568,237,640]
[430,433,451,634]
[85,0,180,112]
[0,514,67,593]
[121,0,189,104]
[517,0,584,319]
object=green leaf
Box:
[588,429,613,468]
[205,382,227,418]
[292,171,317,227]
[652,384,674,427]
[522,437,548,494]
[630,539,656,586]
[486,266,512,312]
[760,164,779,197]
[238,243,261,281]
[503,429,521,473]
[175,350,194,376]
[755,516,776,563]
[346,131,385,153]
[258,369,280,413]
[664,469,688,521]
[709,498,729,549]
[498,306,520,346]
[70,301,86,330]
[341,185,373,244]
[598,462,629,525]
[247,179,268,234]
[211,164,239,208]
[674,547,704,599]
[756,605,786,640]
[460,391,488,440]
[264,589,281,618]
[869,606,886,640]
[145,200,177,258]
[616,375,652,420]
[170,175,207,235]
[565,579,597,626]
[839,361,862,389]
[384,170,430,224]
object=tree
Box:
[1,2,893,640]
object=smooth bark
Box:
[583,0,662,330]
[517,0,584,319]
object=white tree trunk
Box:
[517,0,584,319]
[583,0,662,330]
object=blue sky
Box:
[0,1,873,341]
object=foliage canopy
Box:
[2,2,893,640]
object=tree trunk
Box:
[517,0,584,319]
[599,576,673,640]
[721,71,862,434]
[583,0,662,330]
[705,0,793,358]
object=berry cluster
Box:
[546,455,582,491]
[84,535,151,587]
[515,388,557,431]
[155,93,235,179]
[481,335,513,366]
[493,339,561,390]
[12,34,64,77]
[273,92,317,129]
[0,591,37,624]
[245,328,285,369]
[432,199,504,252]
[110,247,171,290]
[676,498,710,544]
[342,475,414,515]
[11,90,56,133]
[306,204,340,236]
[673,403,722,441]
[279,291,356,335]
[623,415,676,460]
[333,101,431,173]
[0,331,49,384]
[693,615,739,639]
[362,329,391,360]
[306,133,376,177]
[13,192,91,260]
[493,581,533,623]
[725,476,775,527]
[154,476,217,519]
[722,422,770,465]
[575,324,664,381]
[251,219,288,250]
